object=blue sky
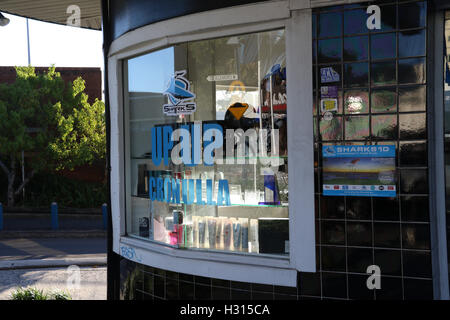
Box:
[128,47,174,93]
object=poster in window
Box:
[322,145,396,197]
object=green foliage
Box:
[10,287,72,300]
[48,290,72,300]
[23,172,107,208]
[10,287,48,300]
[0,66,106,206]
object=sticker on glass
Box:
[163,70,196,116]
[321,99,338,113]
[320,67,340,83]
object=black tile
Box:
[143,272,154,295]
[373,222,401,248]
[399,30,426,58]
[321,221,345,245]
[212,286,230,300]
[252,291,274,300]
[347,222,372,247]
[400,113,427,140]
[371,4,396,33]
[403,278,433,300]
[166,279,179,300]
[298,272,321,297]
[251,283,274,293]
[321,196,345,219]
[274,285,297,295]
[319,38,342,64]
[398,1,426,29]
[231,281,251,291]
[143,292,153,301]
[195,284,211,300]
[344,35,368,61]
[274,293,298,300]
[135,289,144,301]
[374,249,402,277]
[346,197,371,220]
[401,196,429,222]
[402,223,431,250]
[179,281,194,300]
[376,276,403,300]
[179,272,194,283]
[373,197,399,221]
[371,60,396,86]
[154,275,165,299]
[345,62,368,88]
[322,272,347,299]
[195,275,211,286]
[153,267,166,278]
[347,247,373,273]
[344,8,367,35]
[321,246,346,272]
[402,250,432,278]
[165,270,179,281]
[231,289,251,300]
[398,58,426,85]
[318,11,343,38]
[212,279,230,288]
[348,274,375,300]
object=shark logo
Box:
[163,70,196,116]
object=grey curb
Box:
[0,256,107,270]
[0,230,106,239]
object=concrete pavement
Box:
[0,237,107,300]
[0,266,107,300]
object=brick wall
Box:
[0,66,102,104]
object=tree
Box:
[0,66,106,207]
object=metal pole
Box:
[26,18,30,65]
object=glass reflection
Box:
[344,9,367,35]
[345,116,369,140]
[344,36,368,61]
[344,89,368,114]
[398,58,426,84]
[344,62,368,87]
[372,114,397,139]
[318,12,342,38]
[371,61,396,86]
[399,1,426,29]
[399,113,426,139]
[371,33,396,60]
[399,86,426,112]
[371,89,397,113]
[371,5,396,33]
[320,116,343,141]
[319,39,342,63]
[399,30,426,58]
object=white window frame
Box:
[108,0,315,287]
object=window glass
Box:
[124,30,288,256]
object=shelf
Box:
[131,195,287,208]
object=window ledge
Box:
[118,236,297,287]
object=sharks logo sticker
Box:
[163,70,196,116]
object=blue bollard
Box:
[0,203,3,231]
[102,203,107,230]
[51,202,58,230]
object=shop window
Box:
[124,29,289,257]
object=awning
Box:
[0,0,101,30]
